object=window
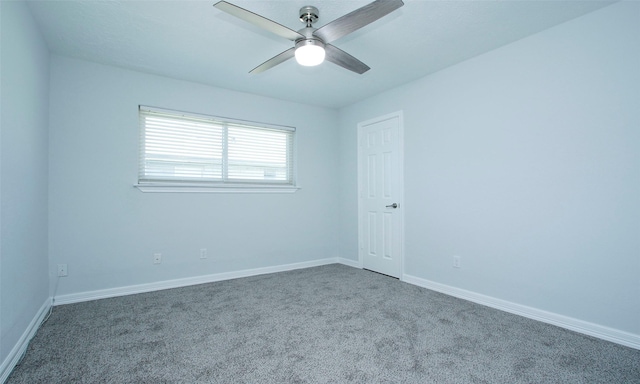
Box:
[136,106,297,192]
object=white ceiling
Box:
[27,0,615,109]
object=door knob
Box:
[386,203,398,209]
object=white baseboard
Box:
[403,274,640,350]
[337,257,361,269]
[1,298,51,383]
[55,258,340,306]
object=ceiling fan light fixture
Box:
[295,39,325,67]
[213,0,404,74]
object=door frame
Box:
[357,110,405,280]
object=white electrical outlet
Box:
[153,253,162,264]
[453,255,461,269]
[200,248,207,259]
[57,264,68,277]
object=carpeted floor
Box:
[7,264,640,383]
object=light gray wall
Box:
[338,2,639,335]
[48,56,340,296]
[0,1,51,363]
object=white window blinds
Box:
[139,106,295,187]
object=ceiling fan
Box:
[213,0,404,74]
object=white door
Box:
[358,112,403,278]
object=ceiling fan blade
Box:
[313,0,404,44]
[324,44,370,75]
[249,47,296,74]
[214,1,304,41]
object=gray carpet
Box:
[7,264,640,383]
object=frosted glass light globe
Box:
[295,44,325,66]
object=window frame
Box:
[135,106,299,193]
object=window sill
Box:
[134,183,301,194]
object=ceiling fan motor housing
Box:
[295,36,325,50]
